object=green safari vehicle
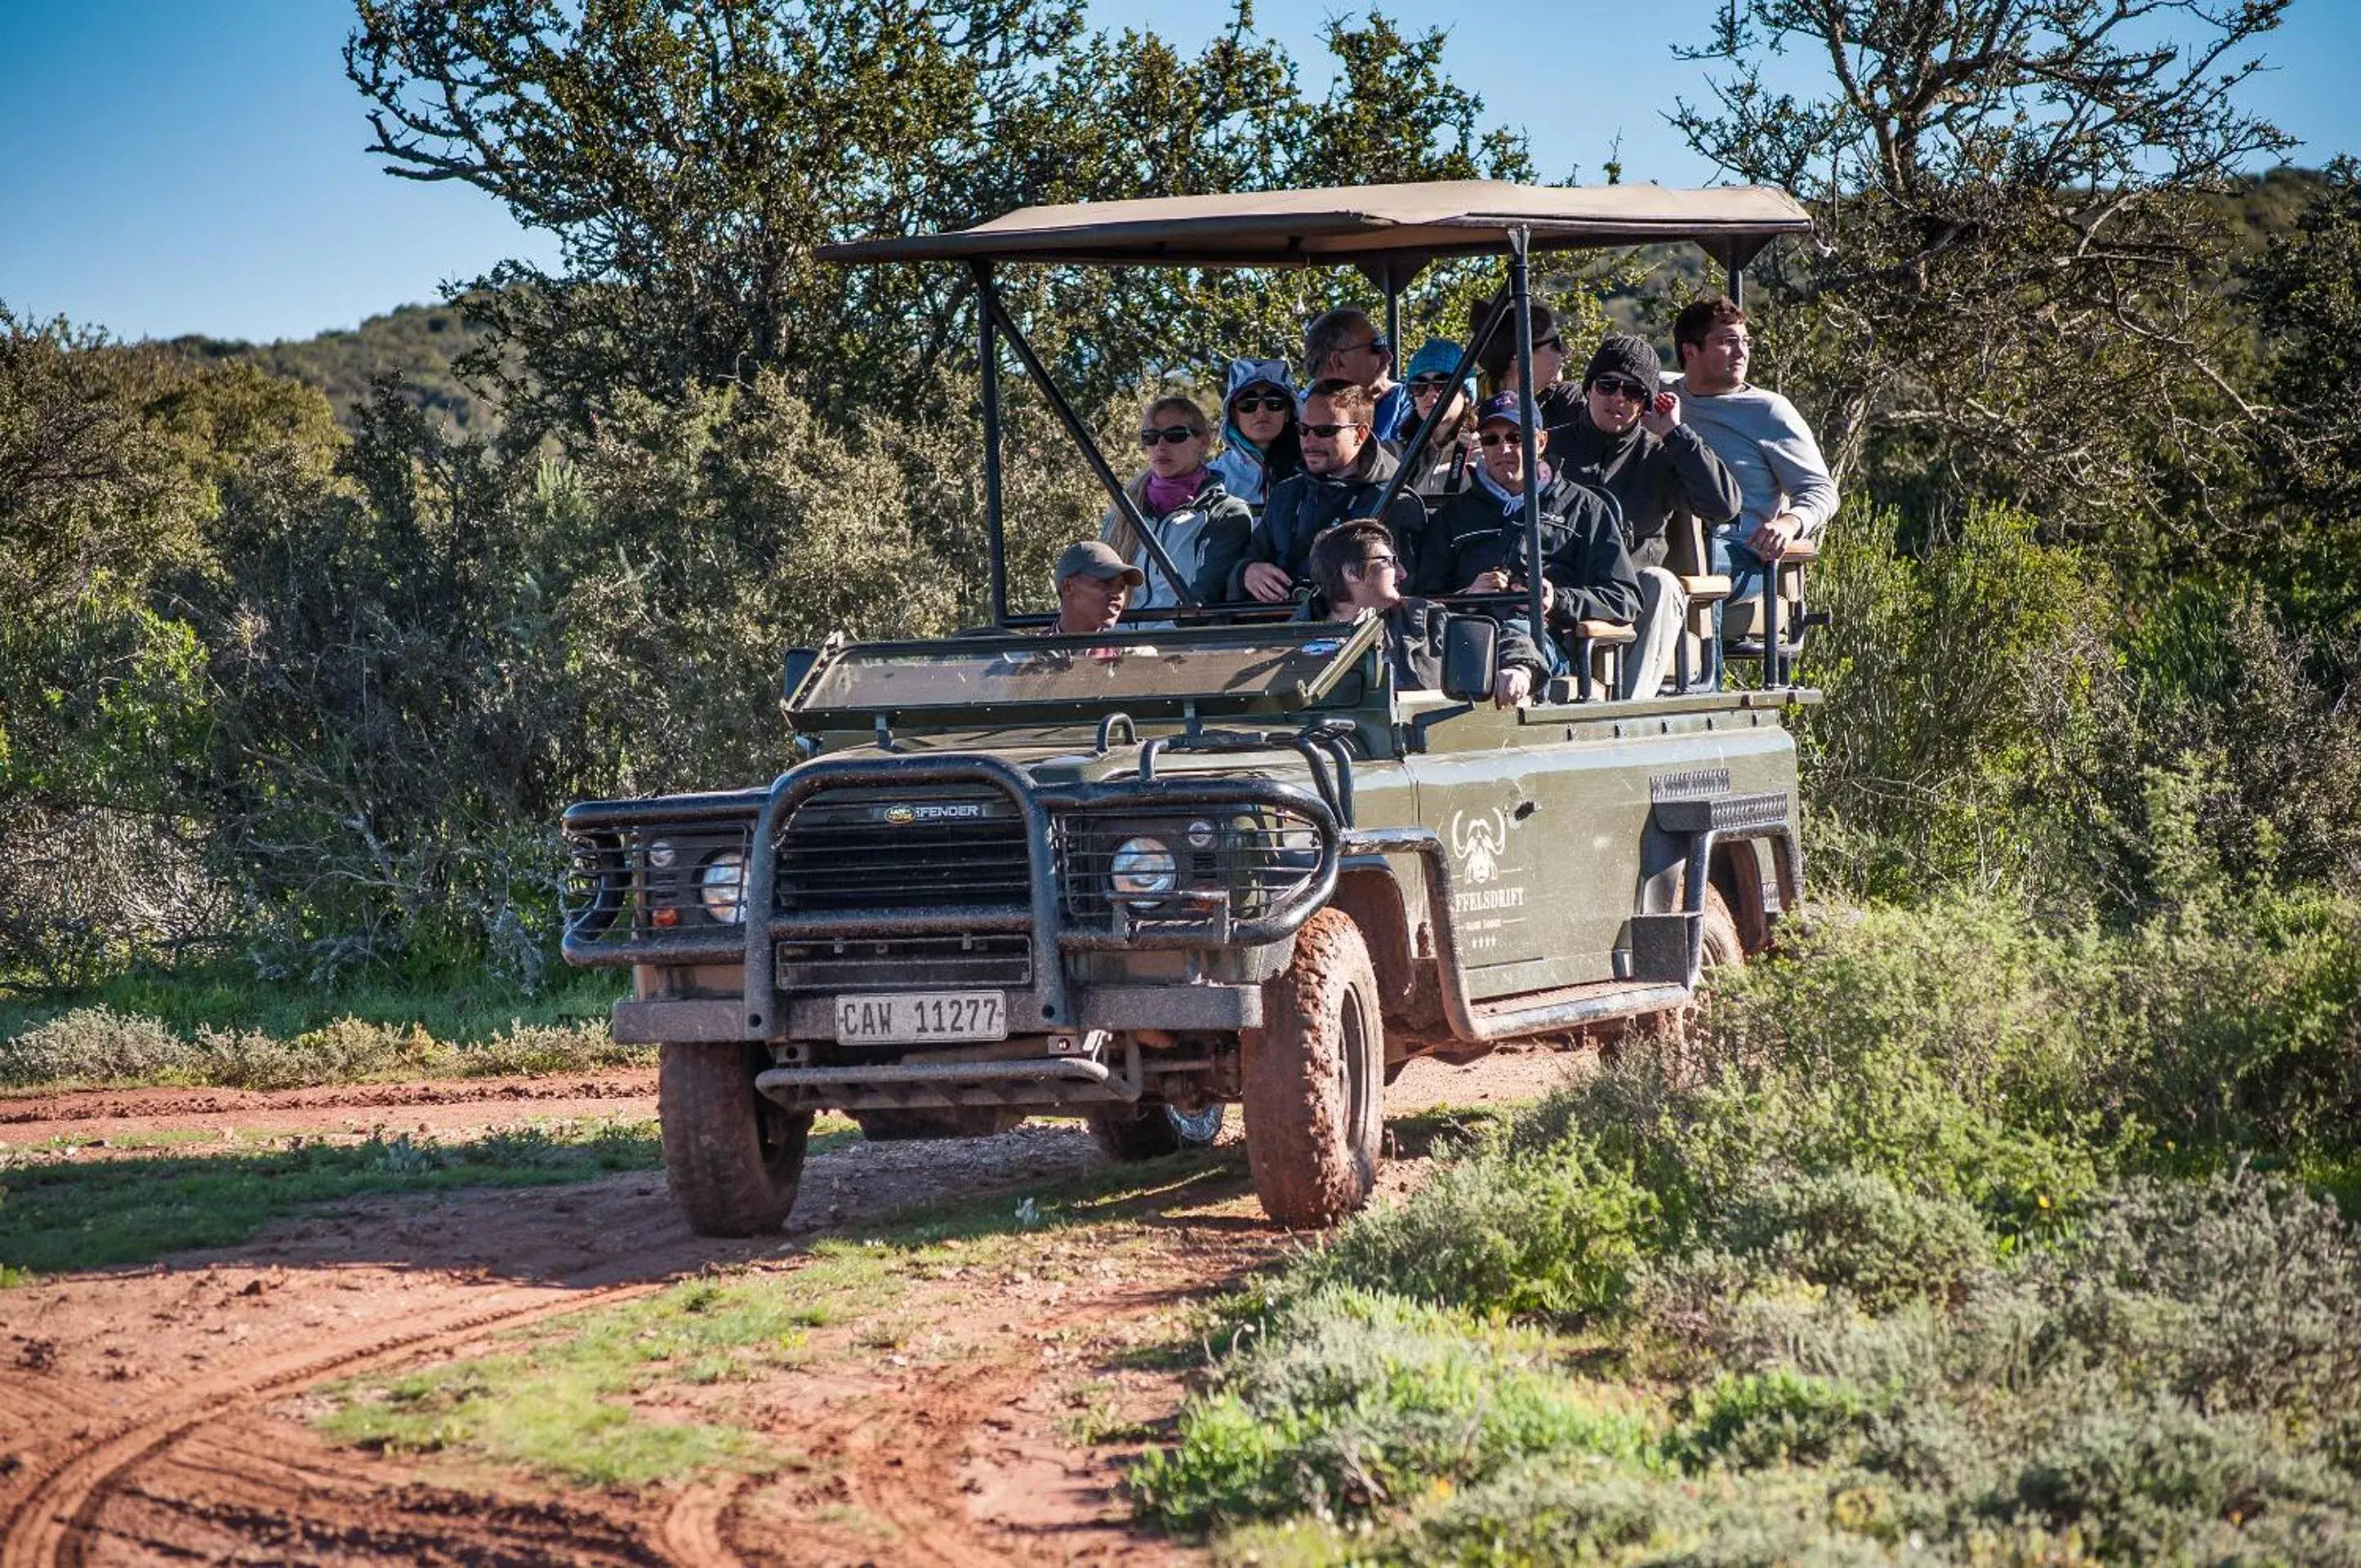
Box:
[559,180,1818,1233]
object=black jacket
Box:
[1229,443,1428,598]
[1364,599,1545,693]
[1547,407,1742,570]
[1414,470,1642,628]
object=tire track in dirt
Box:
[2,1281,672,1568]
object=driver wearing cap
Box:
[1048,540,1146,635]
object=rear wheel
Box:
[660,1043,812,1236]
[1085,1101,1227,1160]
[1241,910,1384,1228]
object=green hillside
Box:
[165,301,497,433]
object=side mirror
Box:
[780,647,821,707]
[1440,616,1498,703]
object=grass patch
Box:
[0,963,636,1093]
[0,1120,663,1276]
[319,1255,905,1485]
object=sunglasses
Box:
[1343,336,1390,357]
[1407,376,1453,394]
[1477,428,1527,448]
[1591,376,1651,401]
[1138,425,1200,447]
[1232,394,1291,414]
[1535,334,1564,352]
[1299,421,1366,439]
[1352,553,1401,573]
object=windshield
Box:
[793,621,1378,717]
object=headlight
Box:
[698,849,746,924]
[1108,835,1178,897]
[646,838,677,870]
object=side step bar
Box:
[1343,826,1694,1044]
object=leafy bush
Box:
[1710,1170,1995,1312]
[1131,1288,1653,1533]
[1299,1131,1658,1325]
[0,1007,188,1086]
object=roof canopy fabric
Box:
[818,180,1811,270]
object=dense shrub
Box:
[1298,1131,1658,1324]
[1129,1288,1653,1532]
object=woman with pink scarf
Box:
[1098,394,1253,611]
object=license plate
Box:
[833,991,1008,1045]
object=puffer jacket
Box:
[1206,357,1303,510]
[1098,470,1253,611]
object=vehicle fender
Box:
[1328,867,1444,1036]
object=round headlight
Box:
[1184,817,1217,850]
[698,849,746,924]
[645,838,677,870]
[1108,835,1178,897]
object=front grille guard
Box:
[738,751,1339,1040]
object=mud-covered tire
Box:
[1241,909,1384,1228]
[1699,884,1745,973]
[853,1108,1026,1141]
[659,1043,813,1236]
[1085,1102,1227,1160]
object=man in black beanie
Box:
[1548,333,1742,697]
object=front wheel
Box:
[660,1043,813,1236]
[1085,1101,1227,1160]
[1241,909,1384,1228]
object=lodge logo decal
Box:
[1450,808,1511,885]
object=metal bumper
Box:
[613,979,1262,1046]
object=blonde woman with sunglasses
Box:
[1098,394,1253,612]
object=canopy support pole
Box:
[1370,274,1509,523]
[1510,229,1547,645]
[971,261,1010,626]
[1727,256,1744,309]
[978,289,1201,610]
[1383,280,1403,388]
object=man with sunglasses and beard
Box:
[1231,379,1428,604]
[1550,334,1742,697]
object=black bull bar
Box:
[567,751,1339,1041]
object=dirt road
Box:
[1,1047,1584,1566]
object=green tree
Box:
[345,0,1528,437]
[1671,0,2292,541]
[2242,157,2361,639]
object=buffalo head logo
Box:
[1450,808,1512,885]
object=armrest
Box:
[1774,538,1820,564]
[1676,573,1734,599]
[1573,619,1637,645]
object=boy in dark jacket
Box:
[1308,519,1545,706]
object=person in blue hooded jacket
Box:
[1397,338,1481,501]
[1206,359,1302,510]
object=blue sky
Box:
[2,0,2354,345]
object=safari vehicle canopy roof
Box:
[818,180,1811,272]
[819,179,1812,661]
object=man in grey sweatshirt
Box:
[1665,297,1840,652]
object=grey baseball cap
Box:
[1055,540,1147,586]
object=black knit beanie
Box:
[1584,333,1662,391]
